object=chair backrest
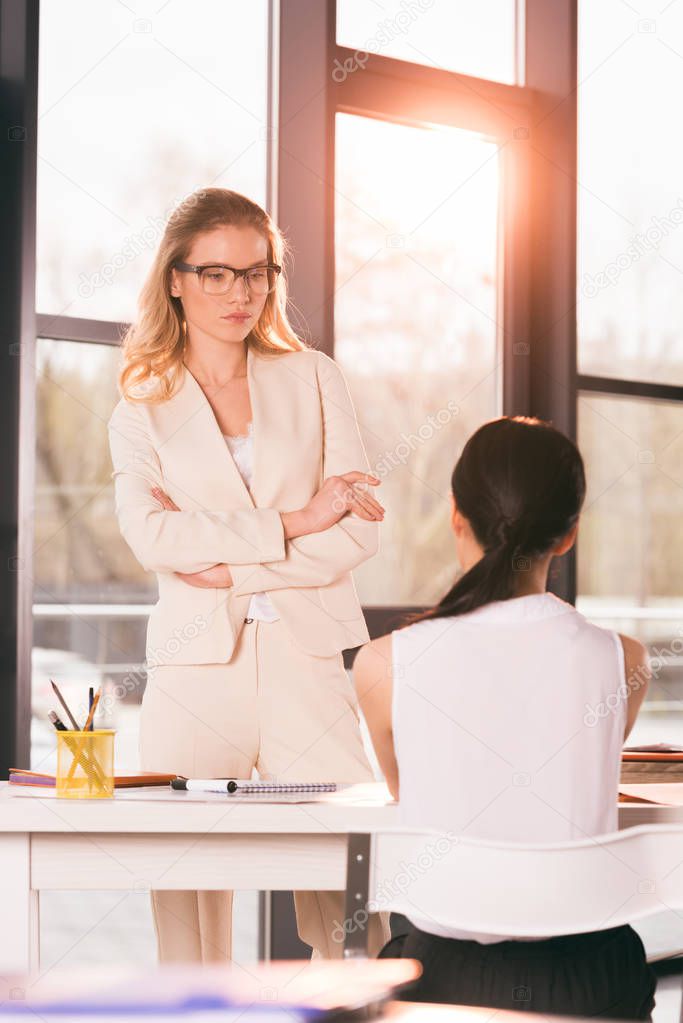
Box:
[360,824,683,941]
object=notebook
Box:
[8,769,177,789]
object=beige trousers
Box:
[138,616,390,962]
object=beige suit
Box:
[107,345,377,666]
[107,345,390,961]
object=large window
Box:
[335,113,501,605]
[30,0,270,968]
[331,1,529,611]
[32,339,153,772]
[336,0,522,84]
[577,394,683,740]
[577,0,683,387]
[33,0,270,772]
[37,0,269,322]
[576,0,683,743]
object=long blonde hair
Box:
[118,188,309,403]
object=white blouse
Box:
[222,423,280,623]
[391,591,627,944]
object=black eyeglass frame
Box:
[173,261,282,293]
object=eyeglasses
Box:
[173,261,282,297]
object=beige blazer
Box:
[107,346,379,665]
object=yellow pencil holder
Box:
[56,729,116,799]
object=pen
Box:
[171,778,237,793]
[82,688,101,731]
[88,687,94,731]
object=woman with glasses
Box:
[107,187,390,963]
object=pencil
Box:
[50,679,81,730]
[82,687,101,732]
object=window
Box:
[32,339,153,772]
[573,0,683,969]
[576,393,683,738]
[577,0,683,386]
[29,0,272,966]
[37,0,269,322]
[33,0,271,770]
[336,0,522,85]
[577,1,683,738]
[334,113,501,605]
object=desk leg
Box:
[29,888,40,972]
[0,833,38,975]
[343,833,371,958]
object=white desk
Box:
[0,781,679,976]
[0,781,398,974]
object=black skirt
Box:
[378,919,657,1019]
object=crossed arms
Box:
[107,351,380,593]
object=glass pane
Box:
[334,113,501,606]
[37,0,269,323]
[578,0,683,385]
[576,392,683,743]
[336,0,519,84]
[32,339,155,775]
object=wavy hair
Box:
[118,188,309,403]
[400,416,586,627]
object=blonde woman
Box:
[107,188,390,962]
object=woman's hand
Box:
[295,472,384,535]
[150,486,234,588]
[151,486,181,512]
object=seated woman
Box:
[353,415,656,1020]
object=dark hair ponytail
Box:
[400,416,586,627]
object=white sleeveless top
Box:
[391,591,627,944]
[223,423,280,623]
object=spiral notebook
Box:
[225,781,337,794]
[170,778,339,802]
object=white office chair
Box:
[342,825,683,1010]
